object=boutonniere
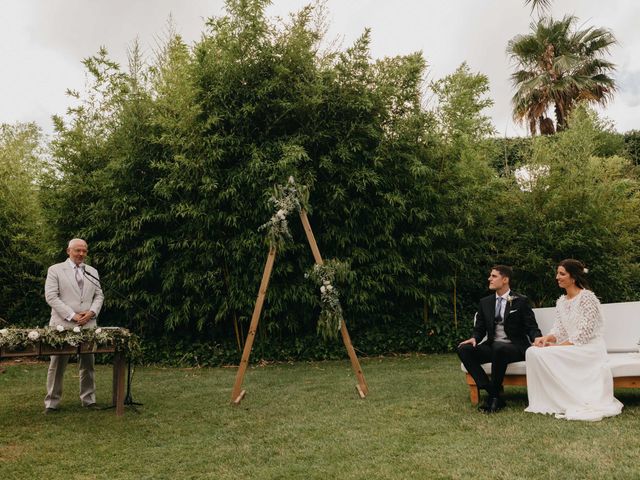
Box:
[507,295,517,306]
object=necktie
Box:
[75,266,84,294]
[495,297,503,323]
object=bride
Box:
[525,259,623,421]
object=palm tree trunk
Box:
[555,103,566,131]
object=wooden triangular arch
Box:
[231,209,369,404]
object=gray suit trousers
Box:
[44,354,96,408]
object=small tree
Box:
[0,123,50,324]
[498,106,640,305]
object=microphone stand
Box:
[83,269,148,410]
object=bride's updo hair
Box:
[558,259,590,290]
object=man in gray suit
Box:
[44,238,104,413]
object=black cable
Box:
[83,268,150,409]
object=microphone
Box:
[82,268,101,288]
[82,269,161,323]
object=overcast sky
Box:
[1,0,639,138]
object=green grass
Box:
[2,354,640,479]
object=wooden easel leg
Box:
[232,390,246,405]
[230,245,277,404]
[341,322,368,397]
[299,209,369,398]
[299,210,324,266]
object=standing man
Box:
[457,265,540,413]
[44,238,104,413]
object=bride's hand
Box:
[533,336,548,347]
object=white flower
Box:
[95,328,102,334]
[56,325,65,332]
[583,268,589,274]
[0,328,8,336]
[323,280,330,286]
[288,176,295,184]
[320,286,326,294]
[507,295,516,303]
[28,330,40,340]
[73,326,81,333]
[327,285,333,292]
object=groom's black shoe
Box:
[478,396,506,413]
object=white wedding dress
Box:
[525,289,623,421]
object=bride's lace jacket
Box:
[550,290,603,345]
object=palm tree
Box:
[507,15,616,135]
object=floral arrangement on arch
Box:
[259,176,309,248]
[306,259,353,340]
[0,326,141,358]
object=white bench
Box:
[463,301,640,404]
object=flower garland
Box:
[260,177,352,341]
[0,327,141,359]
[259,176,309,248]
[306,259,351,340]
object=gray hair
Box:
[67,238,87,248]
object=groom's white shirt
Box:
[494,289,511,343]
[495,289,510,320]
[44,258,104,327]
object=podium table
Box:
[1,342,127,416]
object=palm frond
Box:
[525,0,552,15]
[507,14,617,134]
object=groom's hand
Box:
[458,338,477,347]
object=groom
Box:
[457,265,541,413]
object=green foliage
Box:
[306,259,351,340]
[623,130,640,165]
[496,106,640,306]
[489,136,533,174]
[259,176,309,248]
[490,127,634,175]
[431,62,495,144]
[38,0,500,358]
[425,63,502,330]
[0,123,50,325]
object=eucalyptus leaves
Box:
[259,176,309,247]
[260,178,352,341]
[306,260,351,340]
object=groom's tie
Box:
[495,297,503,323]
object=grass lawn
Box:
[2,353,640,479]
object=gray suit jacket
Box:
[44,260,104,327]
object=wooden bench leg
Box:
[466,373,480,405]
[470,386,479,405]
[464,372,530,404]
